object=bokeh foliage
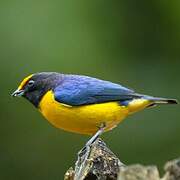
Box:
[0,0,180,179]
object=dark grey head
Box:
[11,72,63,107]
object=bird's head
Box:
[11,72,61,107]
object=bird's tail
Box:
[143,95,178,105]
[127,94,178,114]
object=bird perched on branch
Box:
[12,72,178,145]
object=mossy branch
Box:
[64,138,180,180]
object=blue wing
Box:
[53,75,139,106]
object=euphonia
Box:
[12,72,177,144]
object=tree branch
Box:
[64,138,180,180]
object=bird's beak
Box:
[11,89,25,97]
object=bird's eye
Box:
[27,80,35,87]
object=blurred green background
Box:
[0,0,180,179]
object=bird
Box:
[12,72,178,145]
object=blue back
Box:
[53,75,139,106]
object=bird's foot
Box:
[86,123,106,147]
[75,123,106,180]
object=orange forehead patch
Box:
[18,74,33,90]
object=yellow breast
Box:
[38,91,131,135]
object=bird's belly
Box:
[39,91,129,135]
